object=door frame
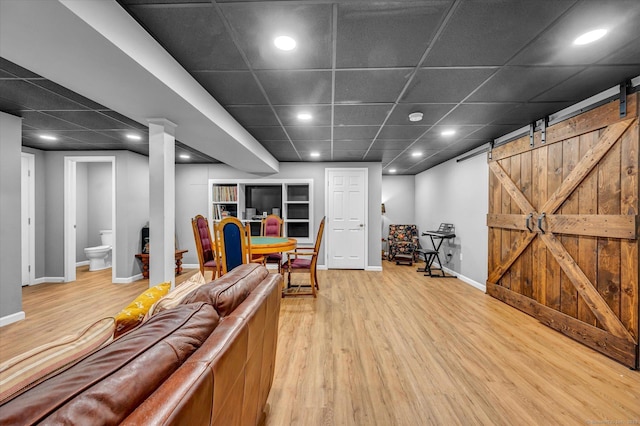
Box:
[64,156,116,283]
[21,152,35,286]
[324,167,368,269]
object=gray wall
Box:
[0,112,23,320]
[381,175,415,238]
[176,162,382,269]
[76,163,88,261]
[414,149,488,285]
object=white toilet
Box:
[84,230,113,271]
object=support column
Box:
[148,119,176,289]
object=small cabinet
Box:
[209,179,313,243]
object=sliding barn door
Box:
[487,94,639,368]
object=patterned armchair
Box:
[387,224,419,265]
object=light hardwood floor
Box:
[1,263,639,425]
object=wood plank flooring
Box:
[1,263,639,425]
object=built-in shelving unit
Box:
[208,179,313,244]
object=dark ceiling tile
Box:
[402,68,496,103]
[337,2,451,68]
[334,104,392,126]
[509,0,640,66]
[467,66,582,103]
[256,70,332,104]
[0,58,41,78]
[61,131,124,144]
[32,80,107,110]
[332,151,367,161]
[386,103,453,125]
[20,111,84,130]
[333,140,374,151]
[127,4,247,70]
[0,80,89,111]
[335,69,409,103]
[273,105,331,126]
[259,140,295,151]
[246,126,288,141]
[377,125,428,140]
[292,140,331,151]
[599,36,640,65]
[226,106,279,127]
[267,151,303,162]
[361,150,384,161]
[285,126,331,141]
[120,0,210,4]
[219,2,332,70]
[333,126,379,141]
[438,103,518,125]
[369,140,414,151]
[425,0,575,66]
[194,72,266,105]
[532,65,640,102]
[0,97,25,114]
[47,111,134,130]
[490,102,573,125]
[100,111,147,129]
[465,124,522,141]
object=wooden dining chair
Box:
[281,216,325,297]
[261,214,284,272]
[215,216,264,275]
[191,215,220,281]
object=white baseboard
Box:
[317,265,327,270]
[0,311,25,327]
[113,274,144,284]
[435,263,486,292]
[182,263,199,269]
[32,277,65,285]
[75,260,90,267]
[366,266,383,271]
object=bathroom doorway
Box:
[64,156,116,283]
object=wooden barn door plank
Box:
[532,147,547,304]
[560,137,580,318]
[545,214,637,239]
[520,151,534,298]
[546,142,563,310]
[500,159,512,290]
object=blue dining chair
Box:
[215,216,264,275]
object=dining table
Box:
[249,236,297,255]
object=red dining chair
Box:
[261,214,284,272]
[191,215,220,281]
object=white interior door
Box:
[326,168,367,269]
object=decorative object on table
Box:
[281,216,325,297]
[191,214,220,281]
[387,224,419,266]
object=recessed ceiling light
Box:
[388,169,397,173]
[39,134,57,141]
[408,112,423,122]
[274,35,296,51]
[297,112,312,121]
[310,152,320,158]
[573,29,608,46]
[412,151,422,157]
[441,129,456,136]
[179,154,191,160]
[126,134,142,141]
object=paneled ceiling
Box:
[2,0,640,174]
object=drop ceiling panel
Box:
[509,0,640,66]
[335,70,410,103]
[467,66,582,103]
[226,106,280,127]
[0,57,40,78]
[46,111,139,130]
[599,36,640,65]
[369,140,414,150]
[20,111,84,130]
[386,103,453,125]
[274,105,332,126]
[336,2,451,68]
[334,104,393,126]
[194,72,267,105]
[127,4,247,70]
[333,126,379,141]
[424,0,575,66]
[402,68,496,103]
[377,125,428,140]
[219,2,333,70]
[245,126,288,141]
[292,140,331,151]
[438,103,519,125]
[256,70,332,105]
[0,80,90,111]
[333,140,375,151]
[285,126,331,141]
[490,102,574,125]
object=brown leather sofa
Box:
[0,264,282,425]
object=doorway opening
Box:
[64,156,116,283]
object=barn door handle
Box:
[525,213,533,232]
[537,213,546,234]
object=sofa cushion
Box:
[114,282,170,338]
[0,317,115,403]
[148,272,207,317]
[0,303,220,425]
[181,263,269,317]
